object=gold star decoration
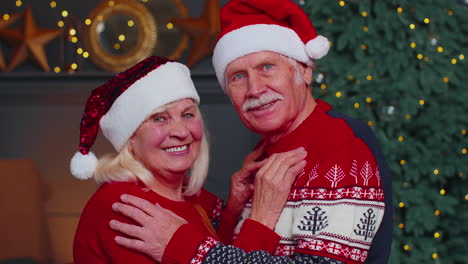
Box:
[0,7,62,72]
[171,0,220,68]
[0,13,22,71]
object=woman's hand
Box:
[109,194,187,262]
[249,147,307,229]
[225,144,266,217]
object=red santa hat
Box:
[70,56,200,180]
[212,0,330,90]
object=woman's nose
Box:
[169,121,189,138]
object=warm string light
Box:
[42,1,83,73]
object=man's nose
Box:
[246,74,266,97]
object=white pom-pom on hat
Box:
[70,151,98,180]
[305,35,330,59]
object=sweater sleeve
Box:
[162,219,280,264]
[202,243,346,264]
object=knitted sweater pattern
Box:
[233,100,385,263]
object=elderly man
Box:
[109,0,393,263]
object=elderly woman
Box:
[71,56,306,264]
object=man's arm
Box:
[202,242,345,264]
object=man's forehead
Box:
[226,51,284,71]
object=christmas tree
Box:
[301,0,468,263]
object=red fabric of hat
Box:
[212,0,329,90]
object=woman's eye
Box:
[183,112,194,118]
[153,116,166,122]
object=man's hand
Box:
[249,147,307,229]
[109,194,187,262]
[225,144,266,217]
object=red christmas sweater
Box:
[73,182,225,264]
[73,182,279,264]
[164,100,385,264]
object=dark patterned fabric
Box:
[203,243,345,264]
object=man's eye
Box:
[233,73,246,80]
[263,64,273,70]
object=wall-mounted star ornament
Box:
[0,13,22,71]
[0,7,62,72]
[171,0,220,68]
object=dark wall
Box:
[0,0,262,200]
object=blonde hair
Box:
[94,102,209,196]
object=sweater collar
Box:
[263,99,332,156]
